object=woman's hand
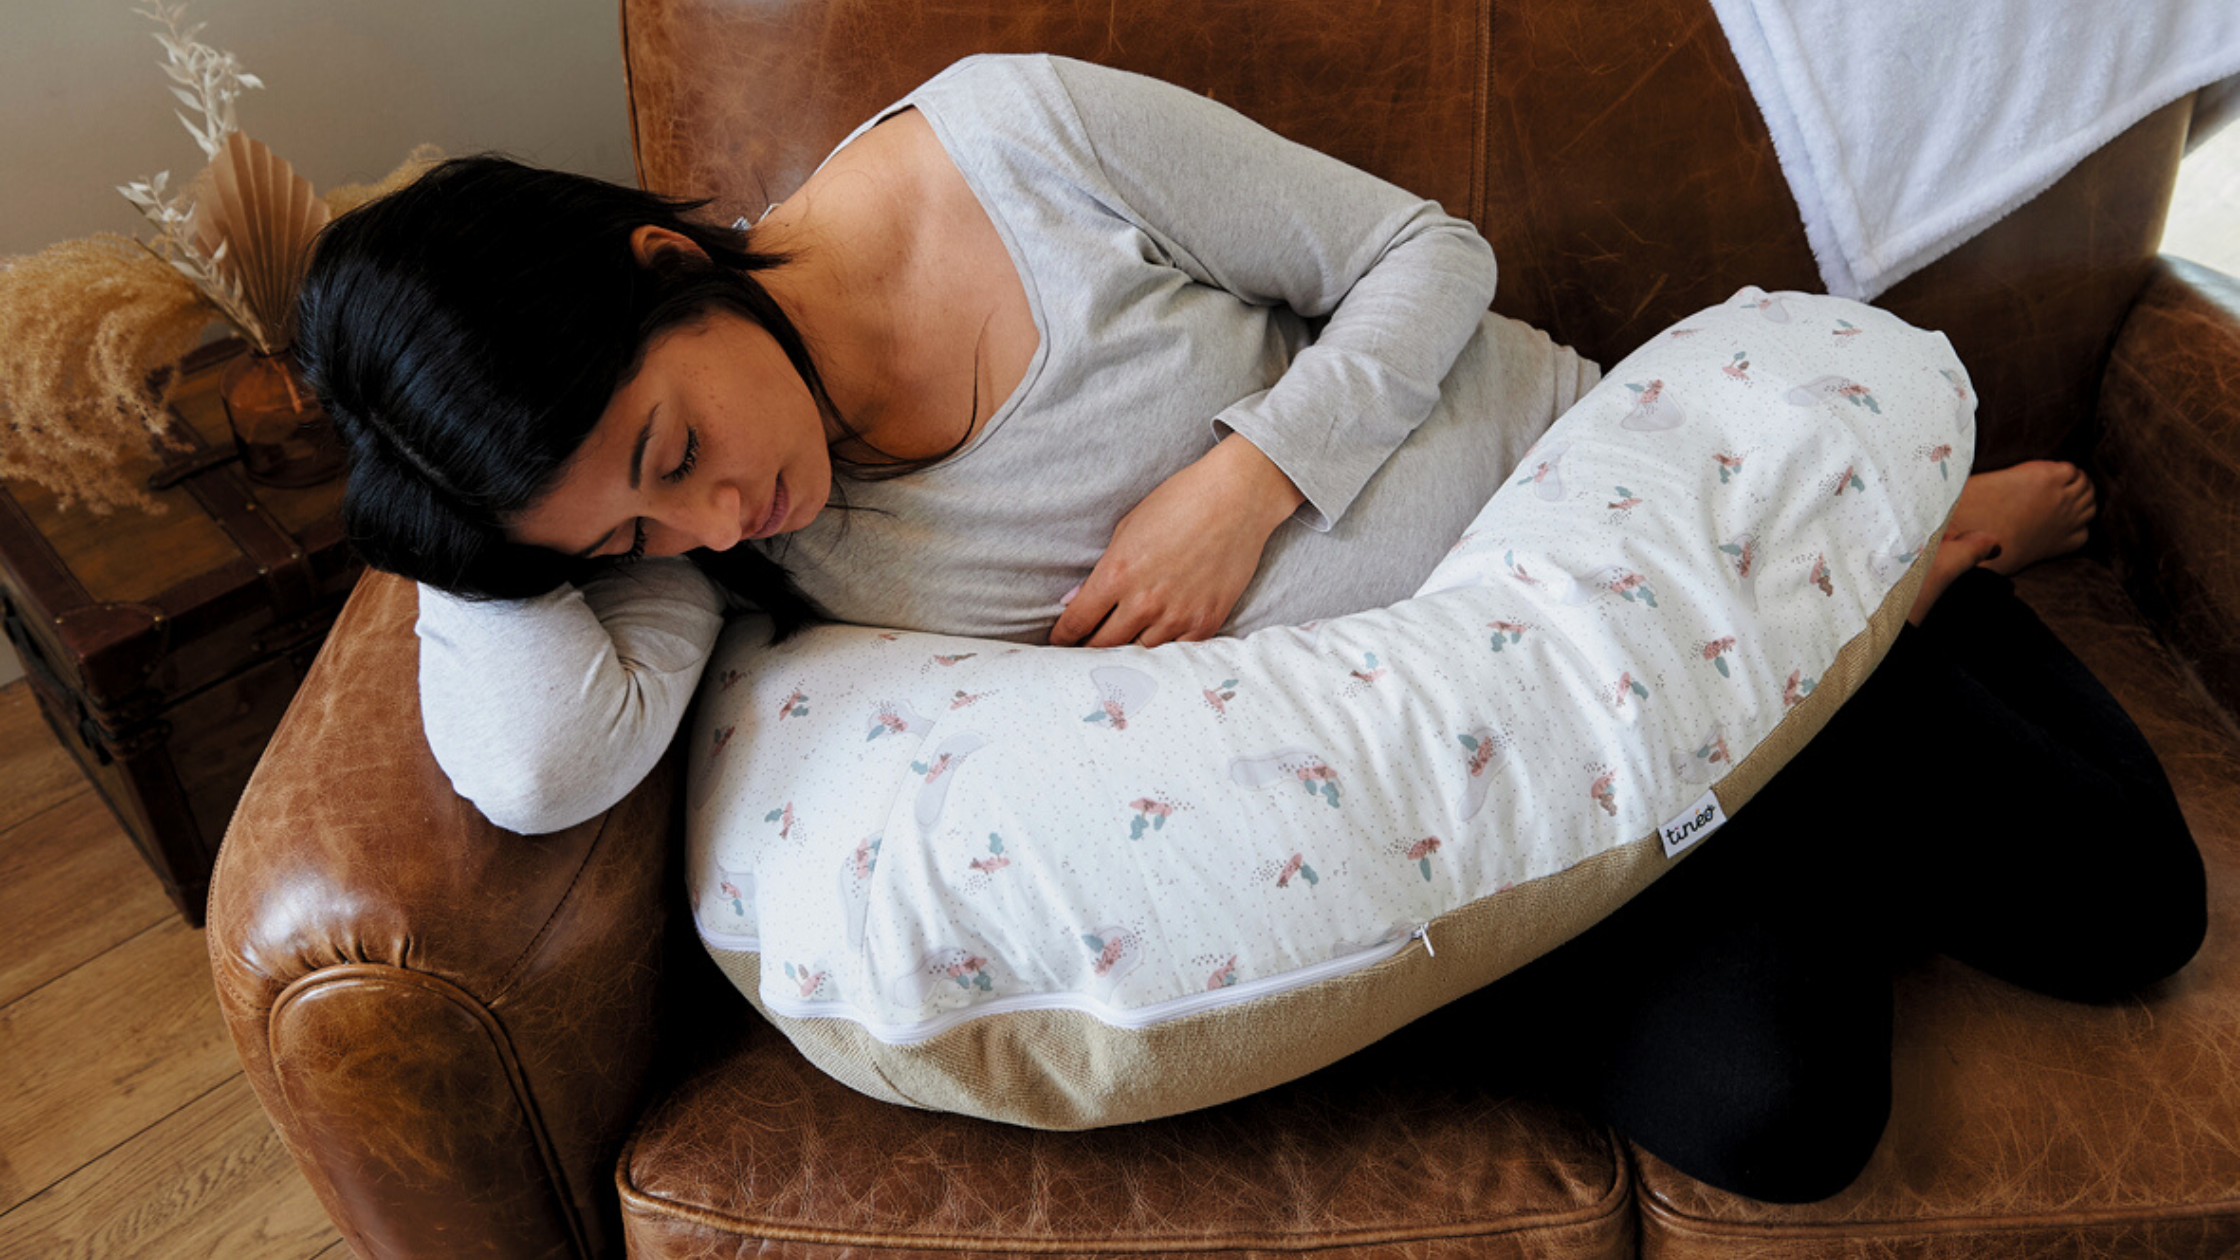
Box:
[1050,435,1304,648]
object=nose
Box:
[658,483,744,554]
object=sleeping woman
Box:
[294,53,2203,1203]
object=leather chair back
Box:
[621,0,2193,468]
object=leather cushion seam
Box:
[491,789,631,999]
[611,1119,1632,1251]
[1642,1190,2240,1240]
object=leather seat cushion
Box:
[1638,557,2240,1257]
[619,997,1634,1259]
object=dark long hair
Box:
[296,154,904,640]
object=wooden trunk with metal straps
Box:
[0,340,361,925]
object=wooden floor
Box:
[0,682,346,1259]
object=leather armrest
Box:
[2097,255,2240,720]
[207,570,677,1260]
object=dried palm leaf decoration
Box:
[185,132,330,353]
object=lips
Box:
[748,477,790,540]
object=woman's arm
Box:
[415,558,726,834]
[1032,54,1498,645]
[1046,53,1499,531]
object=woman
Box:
[296,53,2204,1202]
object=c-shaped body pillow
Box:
[685,288,1973,1129]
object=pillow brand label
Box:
[1659,789,1727,859]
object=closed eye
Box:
[615,426,694,560]
[660,427,699,484]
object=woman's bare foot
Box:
[1944,460,2097,577]
[1908,530,2001,626]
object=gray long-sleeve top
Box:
[417,54,1598,833]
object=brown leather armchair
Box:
[210,2,2240,1255]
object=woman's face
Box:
[511,305,834,564]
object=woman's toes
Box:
[2066,477,2099,523]
[1912,530,2003,622]
[1950,529,2004,568]
[1941,528,2006,573]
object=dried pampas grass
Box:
[0,236,210,514]
[323,144,445,218]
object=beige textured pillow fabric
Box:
[685,289,1970,1128]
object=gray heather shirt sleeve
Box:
[415,558,725,834]
[1044,55,1501,531]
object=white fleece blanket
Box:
[1709,0,2240,299]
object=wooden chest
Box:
[0,341,361,925]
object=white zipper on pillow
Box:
[716,924,1435,1045]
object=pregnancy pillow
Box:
[684,287,1974,1129]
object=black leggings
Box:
[1428,565,2208,1202]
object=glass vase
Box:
[219,347,345,488]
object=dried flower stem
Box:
[117,1,278,351]
[133,0,263,159]
[125,235,261,349]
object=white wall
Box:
[1,0,637,688]
[2167,120,2240,278]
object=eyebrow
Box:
[567,406,660,559]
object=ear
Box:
[629,225,708,266]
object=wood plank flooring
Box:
[0,682,342,1259]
